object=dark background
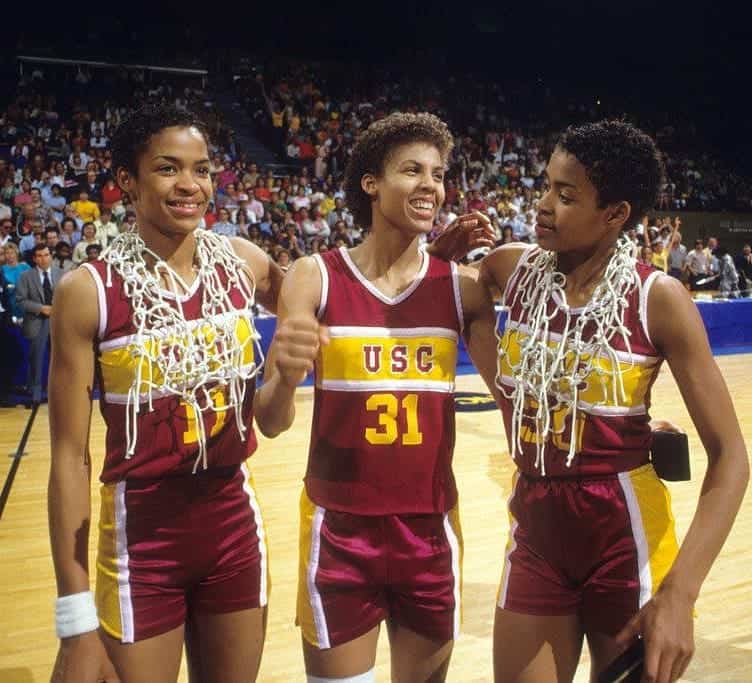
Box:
[5,1,750,172]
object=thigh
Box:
[302,625,380,679]
[582,465,679,636]
[388,508,463,645]
[101,623,184,683]
[96,481,189,643]
[585,631,627,683]
[297,490,386,650]
[493,608,583,683]
[387,619,453,683]
[191,465,270,616]
[185,606,267,683]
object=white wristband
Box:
[55,591,99,638]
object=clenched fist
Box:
[272,316,330,388]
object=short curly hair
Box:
[556,119,664,225]
[344,112,454,229]
[111,103,211,177]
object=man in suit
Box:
[16,244,63,404]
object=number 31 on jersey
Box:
[365,393,423,446]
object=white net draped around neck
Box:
[495,236,640,474]
[102,228,264,472]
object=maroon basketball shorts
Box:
[95,463,268,643]
[297,489,463,649]
[498,463,679,635]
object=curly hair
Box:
[556,119,664,225]
[111,103,211,177]
[344,112,454,229]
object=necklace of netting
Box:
[102,227,264,472]
[495,236,640,475]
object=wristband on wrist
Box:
[55,591,99,638]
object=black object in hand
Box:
[597,638,645,683]
[651,430,691,481]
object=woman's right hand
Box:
[51,631,120,683]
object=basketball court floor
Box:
[0,355,750,682]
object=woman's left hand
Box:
[427,211,495,262]
[615,583,695,683]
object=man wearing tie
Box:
[16,244,63,404]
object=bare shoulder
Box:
[647,273,707,355]
[279,255,323,316]
[480,243,532,297]
[229,236,270,277]
[52,267,99,338]
[456,262,492,318]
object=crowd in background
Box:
[2,58,752,337]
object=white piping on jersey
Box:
[339,246,430,306]
[312,253,329,320]
[450,261,465,334]
[81,263,109,340]
[502,319,660,366]
[639,269,663,351]
[326,325,459,341]
[102,362,258,405]
[319,378,454,393]
[496,374,648,416]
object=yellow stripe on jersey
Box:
[319,333,457,385]
[99,316,256,398]
[297,489,329,648]
[625,464,680,601]
[96,482,129,641]
[498,327,659,412]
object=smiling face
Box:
[535,146,627,254]
[365,142,445,236]
[116,126,212,240]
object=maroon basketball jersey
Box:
[307,247,464,514]
[498,250,664,477]
[83,259,258,482]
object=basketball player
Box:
[477,120,748,682]
[48,104,284,682]
[256,112,499,682]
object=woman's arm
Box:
[616,275,749,682]
[253,256,325,438]
[230,236,285,315]
[49,268,119,681]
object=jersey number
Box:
[364,393,423,446]
[182,387,228,445]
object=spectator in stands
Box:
[16,243,62,404]
[72,222,101,265]
[53,241,74,273]
[687,239,711,290]
[94,208,120,247]
[85,243,102,263]
[233,194,257,225]
[638,245,654,266]
[651,239,668,272]
[44,183,66,224]
[326,196,353,229]
[81,170,102,204]
[212,207,239,237]
[716,244,740,298]
[2,243,31,324]
[0,218,13,247]
[667,230,688,280]
[100,176,124,213]
[735,244,752,295]
[70,190,101,224]
[59,217,81,248]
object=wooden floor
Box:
[0,355,750,682]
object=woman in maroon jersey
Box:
[48,103,284,682]
[477,121,748,682]
[257,112,499,682]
